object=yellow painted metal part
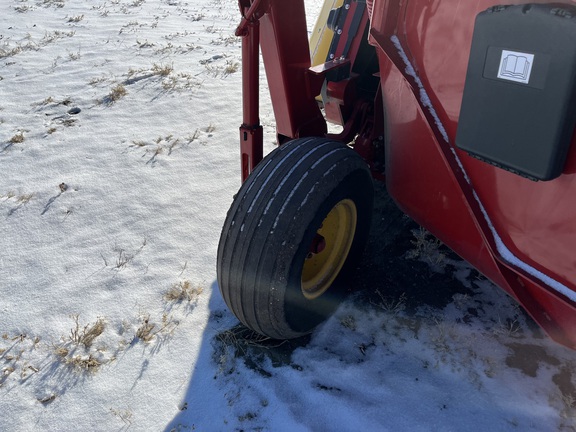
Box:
[309,0,344,66]
[301,199,357,300]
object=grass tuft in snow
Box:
[66,14,84,23]
[99,239,146,270]
[340,315,357,331]
[69,315,106,349]
[2,192,34,216]
[100,84,128,105]
[152,62,174,77]
[8,131,25,144]
[224,60,239,75]
[45,315,112,374]
[164,280,204,304]
[14,5,30,13]
[134,313,179,345]
[203,59,240,77]
[62,354,103,374]
[110,408,133,428]
[39,0,66,9]
[41,30,76,45]
[135,315,156,343]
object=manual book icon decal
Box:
[497,49,534,84]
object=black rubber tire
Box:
[217,137,374,339]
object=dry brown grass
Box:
[164,280,204,303]
[223,60,239,75]
[64,354,103,373]
[53,344,104,374]
[135,315,156,343]
[102,84,127,105]
[37,315,110,374]
[406,227,447,268]
[370,290,407,315]
[69,315,106,348]
[16,193,33,204]
[134,313,179,344]
[9,132,24,144]
[109,83,127,100]
[152,63,173,77]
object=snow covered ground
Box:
[1,1,575,431]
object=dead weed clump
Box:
[152,63,173,77]
[66,14,84,23]
[101,84,127,105]
[135,315,156,343]
[212,324,310,381]
[223,60,239,75]
[406,227,447,269]
[164,280,204,304]
[69,315,106,348]
[130,134,199,164]
[49,315,109,374]
[9,132,25,144]
[39,0,66,9]
[134,313,179,345]
[370,290,407,316]
[57,351,103,374]
[108,83,127,101]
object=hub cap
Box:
[301,199,357,300]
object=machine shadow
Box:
[162,280,231,432]
[163,279,311,432]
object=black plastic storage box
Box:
[456,4,576,181]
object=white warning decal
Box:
[497,49,534,84]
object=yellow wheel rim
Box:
[301,199,357,300]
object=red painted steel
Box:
[235,0,576,348]
[238,19,263,181]
[237,0,267,181]
[370,0,576,347]
[236,0,327,180]
[259,1,327,141]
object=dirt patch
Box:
[505,343,561,377]
[553,365,576,400]
[354,180,474,311]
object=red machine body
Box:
[236,0,576,348]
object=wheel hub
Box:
[301,199,358,300]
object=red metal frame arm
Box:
[237,1,267,182]
[259,0,327,142]
[236,0,328,181]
